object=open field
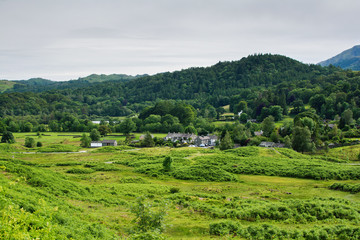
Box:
[1,134,360,239]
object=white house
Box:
[90,141,103,148]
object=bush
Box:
[130,197,167,233]
[25,137,35,148]
[169,187,180,194]
[36,141,42,147]
[329,183,360,194]
[66,168,95,174]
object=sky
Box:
[1,0,359,81]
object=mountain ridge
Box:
[319,45,360,70]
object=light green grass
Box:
[0,80,16,92]
[1,143,360,239]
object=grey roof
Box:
[165,133,196,138]
[102,140,117,143]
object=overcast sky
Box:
[1,0,359,81]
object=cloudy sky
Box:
[1,0,359,81]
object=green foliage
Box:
[1,131,15,143]
[292,126,315,153]
[162,156,172,171]
[80,133,91,147]
[219,131,233,150]
[119,118,136,135]
[37,144,80,152]
[172,165,237,182]
[92,145,134,153]
[261,116,275,137]
[209,221,360,239]
[36,141,42,147]
[66,168,95,174]
[130,197,167,233]
[24,137,36,148]
[98,125,112,136]
[89,129,101,141]
[141,132,155,147]
[329,183,360,194]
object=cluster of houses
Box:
[90,133,218,148]
[164,133,218,147]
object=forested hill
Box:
[2,53,359,118]
[69,54,336,103]
[319,45,360,71]
[2,74,139,93]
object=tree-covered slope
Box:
[3,74,139,93]
[1,54,357,118]
[74,54,332,103]
[319,45,360,70]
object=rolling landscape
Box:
[1,52,360,239]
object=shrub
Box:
[130,197,167,233]
[169,187,180,194]
[66,168,95,174]
[24,137,35,148]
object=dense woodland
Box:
[1,54,360,152]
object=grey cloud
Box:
[1,0,360,80]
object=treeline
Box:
[0,54,349,119]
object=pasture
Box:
[0,133,359,239]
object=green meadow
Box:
[0,133,359,239]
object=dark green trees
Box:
[119,118,136,135]
[80,133,91,148]
[141,132,155,147]
[219,131,234,150]
[292,126,314,153]
[1,131,15,143]
[261,116,275,137]
[24,137,35,148]
[90,129,101,141]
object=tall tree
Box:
[292,126,314,153]
[261,116,275,137]
[141,132,155,147]
[90,129,101,141]
[119,118,136,135]
[219,131,234,150]
[80,133,91,148]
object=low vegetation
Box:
[0,139,359,239]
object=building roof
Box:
[102,140,117,143]
[165,133,196,138]
[91,140,117,144]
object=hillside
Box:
[2,74,139,93]
[1,53,357,118]
[1,138,360,239]
[319,45,360,70]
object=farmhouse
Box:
[164,133,197,143]
[259,141,285,148]
[90,140,117,148]
[194,135,218,147]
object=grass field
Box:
[1,133,360,239]
[0,80,16,93]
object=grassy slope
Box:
[0,80,16,93]
[1,134,360,239]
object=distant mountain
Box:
[319,45,360,70]
[3,74,141,93]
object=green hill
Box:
[319,45,360,70]
[3,74,139,93]
[0,54,355,118]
